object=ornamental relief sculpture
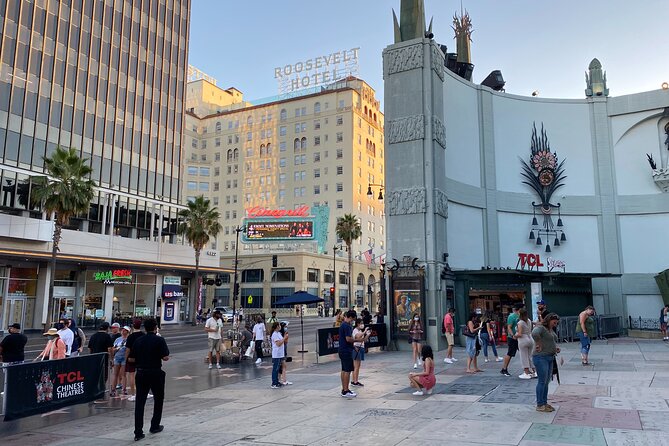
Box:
[387,115,425,144]
[384,44,423,76]
[387,187,427,216]
[434,189,449,218]
[430,45,445,81]
[432,116,446,149]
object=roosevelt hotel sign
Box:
[275,47,360,94]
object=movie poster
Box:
[393,290,421,335]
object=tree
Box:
[335,214,362,308]
[31,147,96,327]
[178,195,221,324]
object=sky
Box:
[188,0,669,104]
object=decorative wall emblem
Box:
[387,115,425,144]
[387,187,427,216]
[432,116,446,149]
[431,44,445,81]
[384,44,423,77]
[434,189,448,218]
[646,122,669,192]
[521,123,567,252]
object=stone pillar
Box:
[383,38,448,349]
[35,262,51,326]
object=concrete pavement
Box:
[2,337,669,445]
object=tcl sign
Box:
[517,253,544,270]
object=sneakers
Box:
[341,390,357,398]
[418,359,423,366]
[412,390,424,396]
[208,364,213,369]
[531,372,538,378]
[216,364,222,369]
[110,390,116,397]
[519,373,533,380]
[484,358,489,363]
[500,369,511,377]
[282,381,293,385]
[413,363,418,369]
[255,358,262,365]
[351,381,364,387]
[451,358,458,362]
[271,384,280,389]
[443,358,453,364]
[545,404,556,411]
[116,384,123,390]
[147,393,153,399]
[128,395,136,402]
[496,357,504,362]
[426,388,433,395]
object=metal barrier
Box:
[1,363,6,416]
[628,316,661,331]
[557,316,580,342]
[597,314,622,339]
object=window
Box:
[294,155,300,166]
[301,154,306,164]
[213,197,219,205]
[295,123,301,133]
[279,158,286,167]
[339,272,348,285]
[336,199,343,209]
[314,136,320,146]
[314,102,321,113]
[336,149,343,159]
[307,268,320,282]
[199,182,209,191]
[272,269,295,282]
[324,270,334,283]
[200,167,210,176]
[216,121,222,132]
[215,153,221,161]
[279,189,285,200]
[336,183,343,192]
[246,148,253,157]
[215,167,220,176]
[336,132,343,142]
[314,168,320,178]
[279,173,286,183]
[242,269,264,283]
[192,139,197,148]
[187,166,198,175]
[247,132,252,141]
[314,120,320,130]
[280,141,286,152]
[187,181,197,190]
[201,154,207,161]
[336,166,343,175]
[314,152,320,162]
[336,115,343,126]
[314,185,320,194]
[202,140,207,149]
[215,138,221,147]
[213,182,219,191]
[280,109,287,121]
[338,100,345,108]
[279,126,286,136]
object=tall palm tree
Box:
[178,195,221,324]
[31,147,96,327]
[335,214,362,308]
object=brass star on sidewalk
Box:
[41,408,70,417]
[173,375,198,380]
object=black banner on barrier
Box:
[4,353,108,421]
[317,324,387,356]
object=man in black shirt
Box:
[129,318,169,442]
[0,323,28,364]
[88,322,114,355]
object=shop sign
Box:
[162,283,184,298]
[94,269,132,284]
[516,253,566,272]
[547,257,566,272]
[163,276,181,285]
[246,205,310,218]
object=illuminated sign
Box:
[242,219,315,242]
[163,276,181,285]
[274,48,360,94]
[246,206,310,219]
[95,269,132,283]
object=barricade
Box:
[316,323,387,360]
[597,314,622,339]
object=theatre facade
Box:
[382,5,669,348]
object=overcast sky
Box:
[188,0,669,103]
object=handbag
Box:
[244,344,254,358]
[463,324,476,338]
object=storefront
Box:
[2,266,38,330]
[161,275,187,326]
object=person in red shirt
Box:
[443,308,458,364]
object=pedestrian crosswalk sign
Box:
[247,295,253,304]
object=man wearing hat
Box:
[111,322,122,342]
[537,300,549,324]
[0,323,28,364]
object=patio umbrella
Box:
[273,291,324,353]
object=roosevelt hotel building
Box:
[184,76,385,312]
[0,0,221,331]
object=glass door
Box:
[3,298,25,329]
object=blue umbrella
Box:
[274,291,324,353]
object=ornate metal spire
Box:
[585,58,609,97]
[393,0,426,43]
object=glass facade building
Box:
[0,0,189,238]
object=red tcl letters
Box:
[518,253,544,268]
[57,371,84,384]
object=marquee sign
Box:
[274,48,360,94]
[243,219,314,242]
[94,269,132,284]
[246,206,310,218]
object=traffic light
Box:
[204,277,215,286]
[233,282,240,297]
[215,277,223,287]
[272,254,278,267]
[329,286,335,296]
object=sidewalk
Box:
[2,338,669,445]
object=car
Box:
[214,306,235,322]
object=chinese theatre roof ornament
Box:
[521,123,567,252]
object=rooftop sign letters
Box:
[274,48,360,94]
[516,253,566,272]
[246,206,310,219]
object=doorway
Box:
[3,298,26,329]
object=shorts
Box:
[208,338,221,353]
[661,323,667,331]
[409,338,421,344]
[125,362,136,373]
[465,336,477,358]
[506,338,518,357]
[445,332,454,345]
[113,356,126,366]
[352,347,365,361]
[578,332,591,355]
[339,351,354,372]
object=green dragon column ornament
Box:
[393,0,430,43]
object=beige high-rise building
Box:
[183,75,385,313]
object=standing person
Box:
[130,318,169,441]
[479,314,503,363]
[267,311,278,324]
[536,300,549,324]
[464,314,483,374]
[88,322,113,355]
[57,320,74,357]
[68,319,86,357]
[111,326,130,396]
[443,308,458,364]
[660,305,669,341]
[0,323,28,364]
[338,310,357,398]
[252,316,267,365]
[500,304,523,377]
[110,322,122,342]
[333,309,344,328]
[575,305,596,365]
[408,345,436,396]
[408,313,424,369]
[270,322,288,389]
[239,323,254,359]
[35,328,66,360]
[517,309,536,379]
[532,313,560,412]
[205,310,223,369]
[351,318,371,387]
[279,321,292,386]
[125,319,145,402]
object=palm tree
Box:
[335,214,362,308]
[31,147,96,327]
[178,195,221,324]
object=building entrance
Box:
[468,291,525,340]
[3,297,26,329]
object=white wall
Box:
[619,214,669,273]
[497,212,602,273]
[447,202,485,269]
[443,76,481,187]
[626,294,664,319]
[491,96,595,196]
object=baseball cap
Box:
[132,319,142,329]
[122,325,131,332]
[537,300,546,305]
[111,322,121,328]
[9,323,21,330]
[99,322,110,330]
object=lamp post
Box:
[332,244,342,310]
[232,225,246,322]
[366,183,385,200]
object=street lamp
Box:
[332,244,343,310]
[232,225,246,322]
[367,183,384,200]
